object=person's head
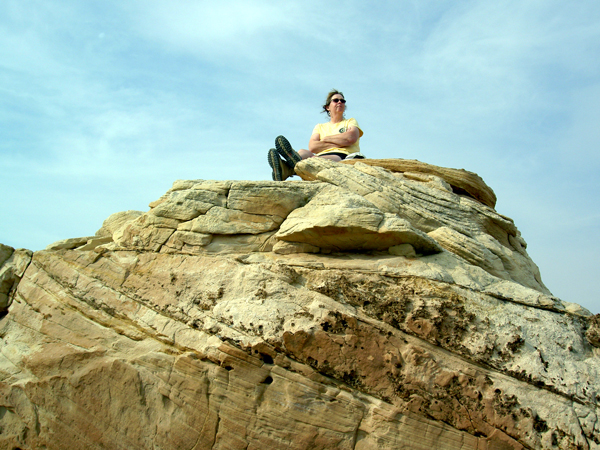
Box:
[322,89,346,117]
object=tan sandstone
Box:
[0,158,597,450]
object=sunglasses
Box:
[331,98,346,104]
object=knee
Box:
[298,149,315,160]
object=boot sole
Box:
[275,135,302,168]
[268,148,283,181]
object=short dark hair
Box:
[322,89,345,116]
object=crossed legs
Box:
[268,136,342,181]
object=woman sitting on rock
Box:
[268,89,364,181]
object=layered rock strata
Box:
[0,158,597,450]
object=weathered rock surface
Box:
[0,158,597,450]
[340,158,497,209]
[0,244,32,311]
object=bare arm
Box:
[308,127,360,153]
[308,133,335,153]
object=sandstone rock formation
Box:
[0,158,597,450]
[340,158,497,209]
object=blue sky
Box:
[1,0,599,313]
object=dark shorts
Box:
[320,152,365,160]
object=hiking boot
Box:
[268,148,294,181]
[275,135,302,168]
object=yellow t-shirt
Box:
[312,118,363,155]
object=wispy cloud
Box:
[123,1,309,62]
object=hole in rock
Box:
[261,354,274,364]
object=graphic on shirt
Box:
[339,127,346,133]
